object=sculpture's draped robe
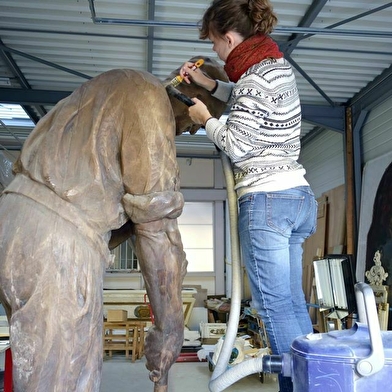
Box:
[0,69,187,391]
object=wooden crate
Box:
[103,321,146,362]
[107,309,127,322]
[103,289,196,327]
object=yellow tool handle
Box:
[190,58,205,70]
[167,58,205,87]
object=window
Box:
[177,202,214,272]
[107,201,215,273]
[108,241,139,271]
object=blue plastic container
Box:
[290,283,392,392]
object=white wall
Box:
[300,96,392,201]
[177,157,215,188]
[361,97,392,164]
[300,96,392,283]
[300,130,345,199]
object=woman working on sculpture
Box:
[180,1,317,391]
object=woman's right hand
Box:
[180,62,216,92]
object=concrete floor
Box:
[100,354,279,392]
[2,339,279,391]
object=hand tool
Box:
[166,59,204,88]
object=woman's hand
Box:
[188,98,213,126]
[180,62,216,91]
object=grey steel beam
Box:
[291,45,392,57]
[0,88,345,134]
[0,44,92,81]
[352,110,368,229]
[302,105,345,133]
[285,53,335,107]
[327,2,392,29]
[87,0,392,38]
[0,120,24,147]
[284,2,392,49]
[0,38,46,122]
[283,0,328,54]
[88,18,392,37]
[2,24,392,39]
[349,65,392,118]
[0,88,70,105]
[278,0,329,108]
[146,0,156,74]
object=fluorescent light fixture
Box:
[313,254,357,319]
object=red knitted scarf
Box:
[224,34,283,82]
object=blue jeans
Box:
[238,186,317,392]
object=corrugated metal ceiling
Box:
[0,0,391,156]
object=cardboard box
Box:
[201,338,220,345]
[107,309,128,322]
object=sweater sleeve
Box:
[211,80,234,103]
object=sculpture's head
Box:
[163,56,229,135]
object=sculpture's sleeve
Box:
[122,192,183,223]
[116,77,188,386]
[119,75,179,198]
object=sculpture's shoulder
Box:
[91,68,161,89]
[64,68,165,109]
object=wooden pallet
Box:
[103,320,146,362]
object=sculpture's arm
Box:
[122,190,187,389]
[115,76,185,390]
[110,190,183,250]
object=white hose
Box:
[208,151,251,391]
[208,151,290,391]
[210,356,265,391]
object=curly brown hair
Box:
[199,0,278,40]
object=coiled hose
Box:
[209,151,286,391]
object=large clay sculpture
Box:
[0,56,228,392]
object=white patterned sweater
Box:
[205,57,309,198]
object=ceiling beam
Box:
[285,53,335,107]
[146,0,156,74]
[2,25,392,45]
[0,44,92,81]
[0,88,345,133]
[349,65,392,119]
[278,1,333,107]
[87,18,392,37]
[0,38,47,122]
[86,0,392,38]
[282,0,328,54]
[0,88,70,105]
[284,2,392,50]
[302,105,345,133]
